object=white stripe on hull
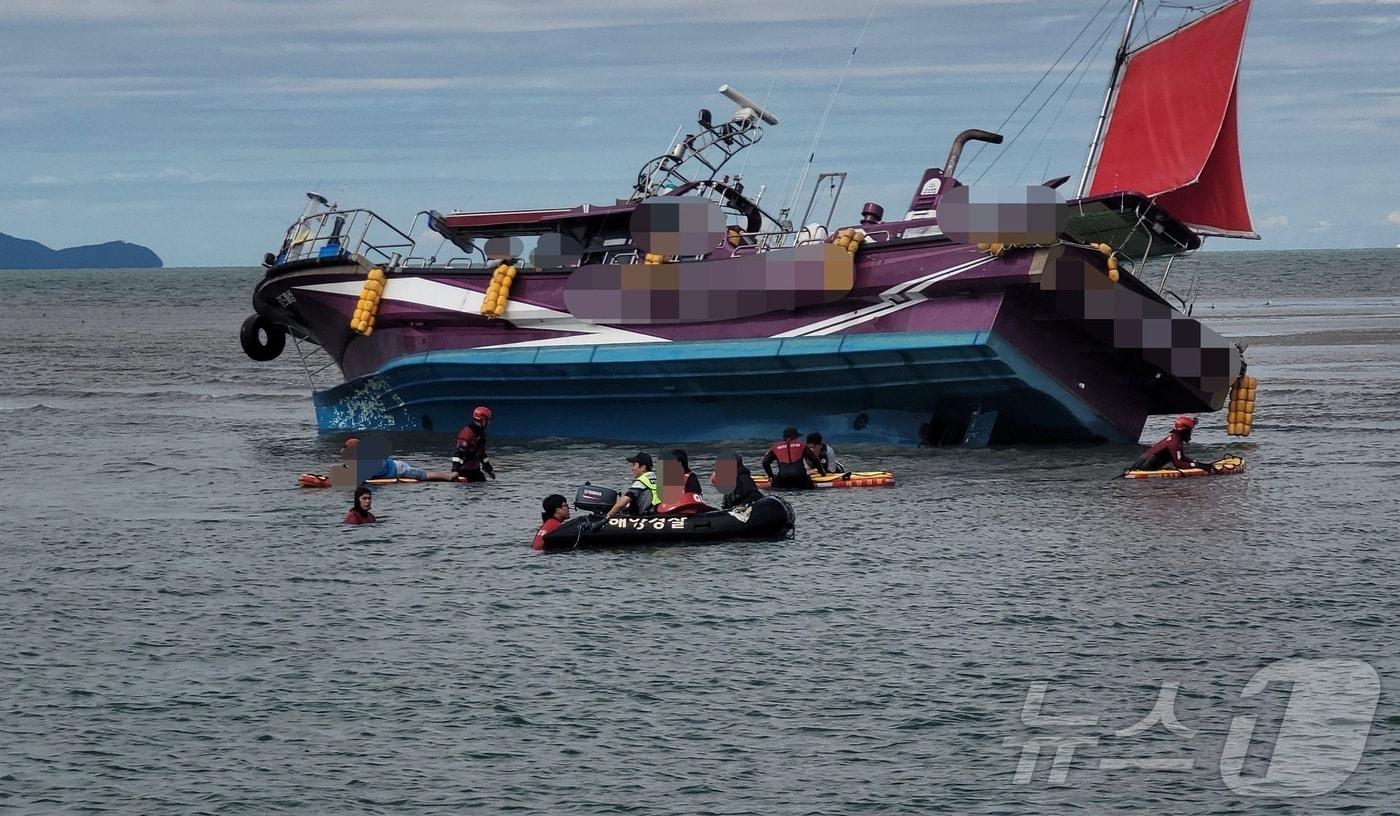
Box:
[294,277,663,347]
[294,255,993,351]
[772,255,994,338]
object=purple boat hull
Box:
[252,237,1237,445]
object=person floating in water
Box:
[805,432,845,474]
[344,486,377,524]
[532,494,570,550]
[712,453,765,509]
[452,406,497,482]
[606,452,662,518]
[1130,416,1205,472]
[343,437,457,482]
[762,427,826,489]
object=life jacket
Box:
[630,470,662,514]
[454,422,487,470]
[655,493,710,516]
[768,439,809,477]
[532,518,562,550]
[769,439,805,464]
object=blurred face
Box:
[553,504,570,521]
[711,458,738,491]
[659,459,686,504]
[357,493,372,511]
[630,461,645,478]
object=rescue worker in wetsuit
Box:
[606,452,663,518]
[762,427,826,489]
[712,453,765,509]
[532,494,570,550]
[452,406,496,482]
[1130,416,1205,472]
[344,486,377,525]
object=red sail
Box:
[1088,0,1256,238]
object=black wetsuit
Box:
[762,439,825,489]
[1130,429,1198,471]
[721,468,765,509]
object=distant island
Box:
[0,231,162,269]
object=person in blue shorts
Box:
[342,437,457,482]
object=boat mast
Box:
[1076,0,1145,198]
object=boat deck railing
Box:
[276,208,416,268]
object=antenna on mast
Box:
[719,85,779,126]
[1076,0,1145,198]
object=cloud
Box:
[1257,214,1291,229]
[0,0,1035,35]
[1387,210,1400,225]
[1307,219,1335,234]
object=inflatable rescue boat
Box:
[537,484,795,551]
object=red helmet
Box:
[1173,416,1198,431]
[473,406,493,422]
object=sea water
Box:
[2,249,1398,814]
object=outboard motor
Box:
[574,483,618,515]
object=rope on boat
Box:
[782,0,882,223]
[1011,8,1125,184]
[963,0,1119,178]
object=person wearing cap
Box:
[761,427,827,489]
[341,437,456,483]
[532,494,570,550]
[452,406,496,482]
[606,452,662,518]
[1129,416,1204,472]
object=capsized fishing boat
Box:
[241,0,1259,446]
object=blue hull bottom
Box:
[312,332,1134,445]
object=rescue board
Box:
[1123,455,1245,480]
[752,470,895,489]
[297,473,421,488]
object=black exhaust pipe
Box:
[944,129,1004,178]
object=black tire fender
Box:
[240,314,286,362]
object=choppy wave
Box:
[3,258,1400,814]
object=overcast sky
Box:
[3,0,1398,266]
